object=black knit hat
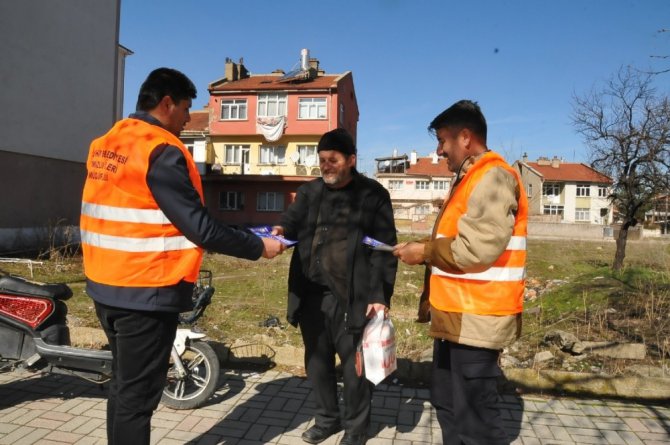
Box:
[317,128,356,156]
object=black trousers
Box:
[298,290,373,435]
[95,302,178,445]
[431,339,509,445]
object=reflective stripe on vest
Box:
[431,235,526,281]
[80,230,197,252]
[81,202,171,224]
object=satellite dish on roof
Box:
[289,151,300,163]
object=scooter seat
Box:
[0,275,73,300]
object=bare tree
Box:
[572,66,670,271]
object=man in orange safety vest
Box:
[394,100,527,445]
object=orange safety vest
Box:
[80,118,204,287]
[429,152,528,316]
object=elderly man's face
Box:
[319,150,356,188]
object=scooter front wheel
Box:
[161,340,220,410]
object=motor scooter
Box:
[0,270,220,410]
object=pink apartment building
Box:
[184,49,359,228]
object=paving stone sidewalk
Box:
[0,368,668,444]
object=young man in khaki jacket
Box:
[394,100,528,445]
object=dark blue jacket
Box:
[280,172,397,333]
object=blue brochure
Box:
[362,236,395,252]
[250,226,298,247]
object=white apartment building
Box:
[375,150,454,221]
[514,155,614,225]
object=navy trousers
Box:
[431,339,510,445]
[95,302,178,445]
[298,290,373,435]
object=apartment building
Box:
[374,150,454,222]
[514,155,614,224]
[189,49,359,226]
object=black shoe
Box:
[340,432,367,445]
[301,423,342,444]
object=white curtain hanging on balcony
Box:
[256,116,286,142]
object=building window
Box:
[575,208,590,221]
[433,180,448,190]
[389,180,403,190]
[257,93,287,118]
[298,98,327,119]
[415,204,431,215]
[527,183,533,197]
[415,180,430,190]
[297,145,318,166]
[220,99,247,120]
[219,191,243,211]
[598,186,608,197]
[543,205,564,216]
[257,192,284,212]
[259,145,286,164]
[576,184,591,197]
[543,183,562,196]
[224,145,248,164]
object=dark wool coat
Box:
[280,172,398,334]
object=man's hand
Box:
[366,303,388,319]
[393,241,426,265]
[270,225,284,236]
[261,237,285,259]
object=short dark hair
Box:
[136,67,197,111]
[428,100,487,143]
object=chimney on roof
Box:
[522,152,528,163]
[537,156,550,166]
[410,150,417,165]
[308,57,324,76]
[551,156,561,168]
[431,152,439,164]
[224,57,249,82]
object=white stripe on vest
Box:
[81,202,171,225]
[431,266,526,282]
[432,235,526,281]
[435,234,526,250]
[81,230,196,252]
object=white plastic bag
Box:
[361,311,397,385]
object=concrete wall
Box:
[0,1,121,253]
[1,1,121,163]
[0,151,85,255]
[528,222,611,239]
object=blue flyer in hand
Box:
[250,226,298,247]
[362,236,395,252]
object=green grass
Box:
[2,237,669,371]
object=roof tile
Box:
[406,157,454,177]
[526,162,611,183]
[183,109,209,133]
[210,74,343,92]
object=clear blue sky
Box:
[120,0,669,175]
